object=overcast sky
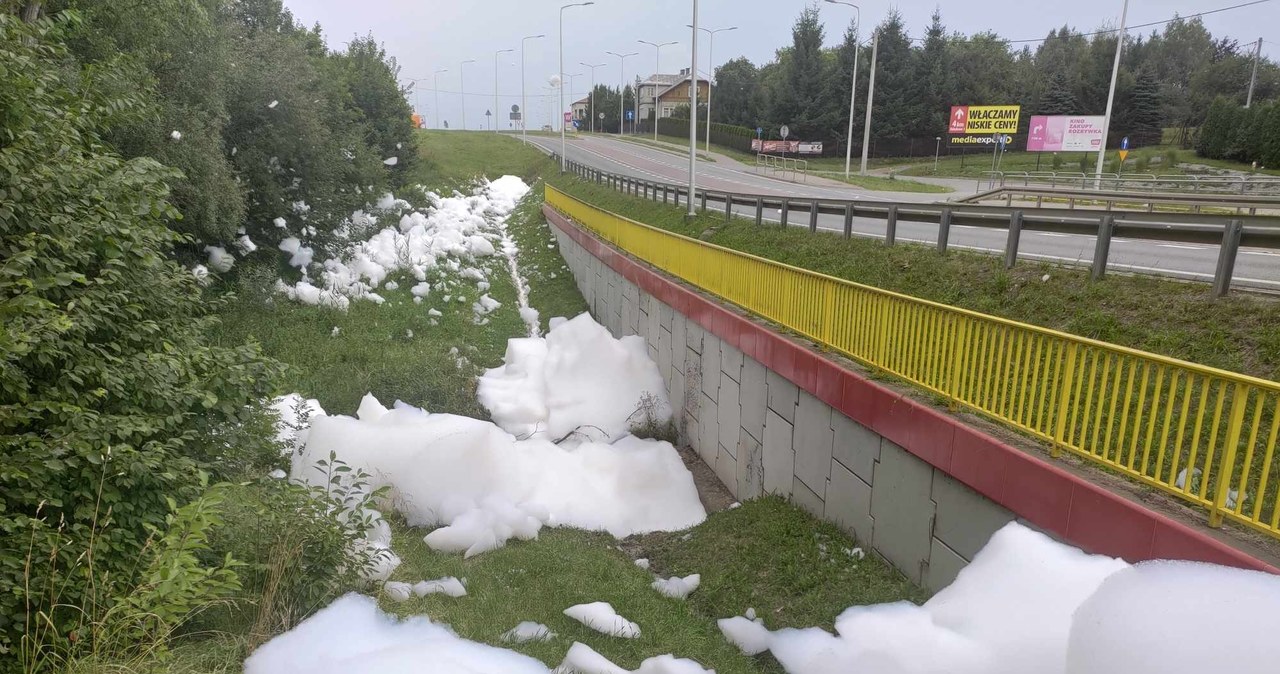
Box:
[284,0,1277,130]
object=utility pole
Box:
[688,25,737,153]
[460,59,475,130]
[687,0,699,217]
[1094,0,1128,186]
[560,2,595,172]
[859,31,878,176]
[521,34,544,138]
[1246,37,1262,108]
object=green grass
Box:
[614,134,717,162]
[812,170,953,194]
[412,129,558,192]
[382,497,922,673]
[546,174,1280,381]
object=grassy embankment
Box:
[204,130,925,674]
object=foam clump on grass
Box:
[478,313,672,443]
[503,621,556,643]
[720,521,1280,674]
[556,642,713,674]
[243,593,550,674]
[275,176,530,309]
[289,313,704,559]
[563,602,641,639]
[651,574,700,599]
[1065,560,1280,674]
[720,522,1128,674]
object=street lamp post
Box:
[560,1,595,173]
[824,0,859,178]
[687,24,736,153]
[687,0,699,218]
[494,49,513,134]
[433,67,449,129]
[606,50,638,135]
[581,61,606,133]
[934,136,942,172]
[460,59,476,130]
[568,72,584,127]
[639,40,677,140]
[521,34,545,138]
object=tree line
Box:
[1,0,417,664]
[704,5,1278,153]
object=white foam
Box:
[243,593,549,674]
[478,313,672,444]
[563,602,641,639]
[502,621,555,643]
[651,574,700,599]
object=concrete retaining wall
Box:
[544,203,1276,586]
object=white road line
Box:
[1158,244,1204,250]
[1242,250,1280,258]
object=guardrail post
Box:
[1005,210,1023,268]
[662,185,669,204]
[937,207,952,254]
[843,204,853,239]
[1091,215,1114,280]
[885,205,898,246]
[1213,219,1244,298]
[700,190,707,213]
[724,194,734,223]
[808,201,819,233]
[780,199,789,227]
[755,197,764,226]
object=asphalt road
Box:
[524,134,1280,292]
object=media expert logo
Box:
[948,134,1014,147]
[948,105,1021,134]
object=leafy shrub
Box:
[0,13,282,658]
[1051,152,1063,170]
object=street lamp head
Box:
[561,1,593,7]
[497,48,514,54]
[525,34,545,40]
[824,0,859,7]
[435,67,448,73]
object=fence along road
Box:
[546,149,1280,295]
[545,184,1280,542]
[524,136,1280,292]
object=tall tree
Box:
[1039,72,1081,115]
[772,4,832,140]
[713,57,759,127]
[1125,67,1163,147]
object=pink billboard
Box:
[1027,115,1106,152]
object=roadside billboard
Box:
[948,105,1021,134]
[1026,115,1106,152]
[751,139,823,155]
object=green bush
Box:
[0,13,282,659]
[1051,152,1063,170]
[655,117,756,153]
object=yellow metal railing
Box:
[546,184,1280,539]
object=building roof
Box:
[638,73,685,87]
[572,96,590,106]
[655,75,711,100]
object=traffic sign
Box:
[756,126,763,138]
[1121,136,1130,150]
[625,110,634,121]
[511,104,520,113]
[598,112,605,120]
[564,112,572,123]
[780,125,790,139]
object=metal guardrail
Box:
[545,183,1280,541]
[755,152,808,182]
[553,154,1280,296]
[980,170,1280,196]
[964,185,1280,215]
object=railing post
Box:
[1213,219,1243,297]
[809,201,819,233]
[937,207,952,254]
[700,190,707,213]
[724,194,733,223]
[1091,215,1114,281]
[885,204,898,246]
[1051,342,1080,458]
[780,199,789,227]
[1004,210,1023,268]
[755,197,764,226]
[1208,386,1249,528]
[842,203,853,239]
[663,186,669,204]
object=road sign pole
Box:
[687,0,699,218]
[1094,0,1129,187]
